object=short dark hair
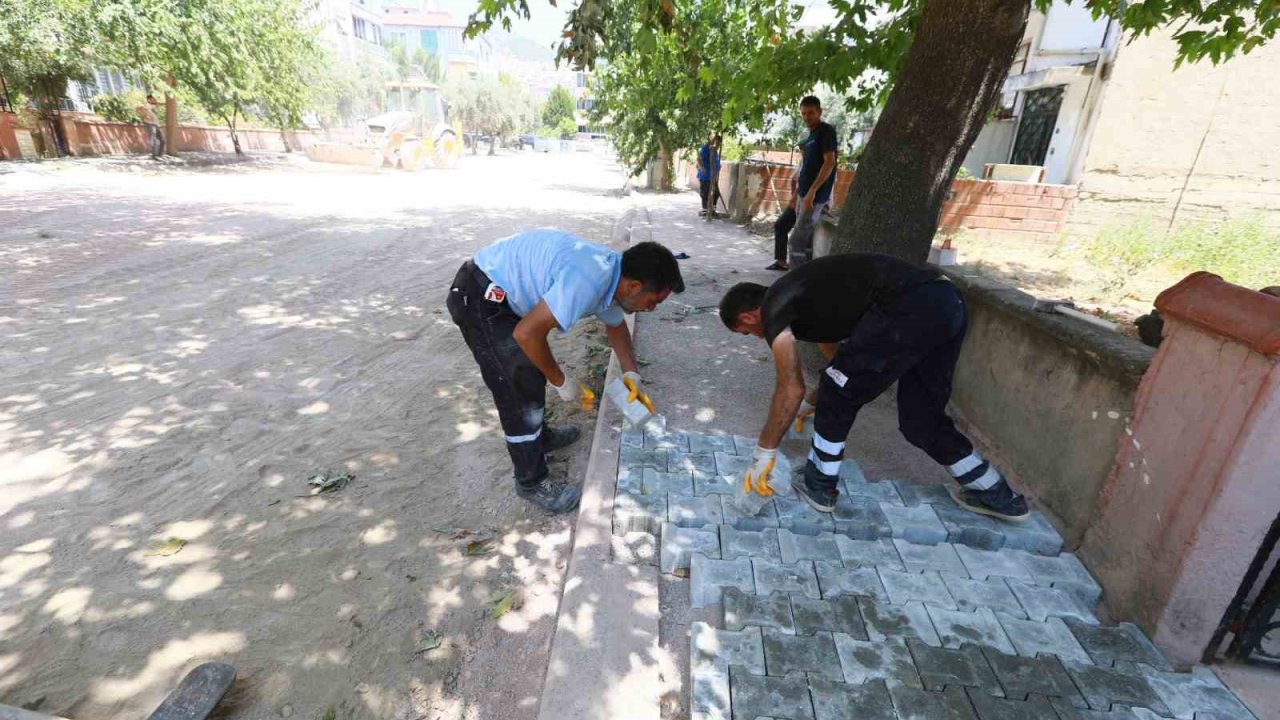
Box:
[719,282,768,329]
[800,95,821,109]
[622,241,684,293]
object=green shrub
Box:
[1087,215,1280,292]
[91,92,135,122]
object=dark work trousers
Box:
[699,178,718,213]
[773,203,827,267]
[446,261,548,488]
[806,280,976,495]
[773,207,797,261]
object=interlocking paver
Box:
[1065,620,1171,670]
[662,522,721,574]
[753,559,821,599]
[790,594,867,638]
[722,495,780,530]
[879,568,958,610]
[835,536,905,571]
[611,531,657,566]
[907,638,1004,697]
[1138,665,1255,720]
[1020,553,1102,603]
[882,503,949,545]
[644,423,689,450]
[690,434,737,455]
[839,459,868,485]
[778,529,843,564]
[859,597,941,647]
[669,493,724,528]
[1006,580,1098,624]
[720,526,781,561]
[621,429,645,448]
[926,606,1015,654]
[888,684,979,720]
[954,545,1034,582]
[832,495,892,540]
[815,561,887,601]
[613,490,667,536]
[714,451,751,476]
[774,497,837,533]
[670,451,717,475]
[981,649,1086,706]
[833,633,922,687]
[762,627,843,680]
[1050,703,1168,720]
[643,468,695,495]
[732,435,756,456]
[692,553,754,608]
[1063,660,1170,716]
[691,670,730,720]
[998,615,1091,664]
[932,503,1006,551]
[893,480,957,507]
[999,510,1063,556]
[724,588,796,634]
[621,446,670,470]
[694,472,736,497]
[729,667,815,720]
[809,677,896,720]
[844,480,904,505]
[617,465,645,494]
[964,689,1060,719]
[942,576,1026,619]
[692,621,765,676]
[894,539,969,578]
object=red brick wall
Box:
[0,113,19,160]
[64,116,318,157]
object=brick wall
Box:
[0,113,20,160]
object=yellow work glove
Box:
[552,374,596,413]
[794,399,816,433]
[622,371,656,414]
[743,446,777,497]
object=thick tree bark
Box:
[832,0,1029,263]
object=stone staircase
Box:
[610,426,1258,720]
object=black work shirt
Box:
[797,121,838,204]
[761,253,942,345]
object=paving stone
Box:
[882,504,949,545]
[815,562,887,601]
[998,615,1092,664]
[732,435,757,456]
[942,576,1026,619]
[1064,660,1170,716]
[669,451,717,475]
[1050,702,1168,720]
[720,526,781,561]
[888,684,979,720]
[833,633,922,687]
[1138,665,1255,720]
[839,459,868,484]
[777,529,843,564]
[982,650,1086,706]
[722,496,781,530]
[843,480,904,505]
[774,497,837,533]
[835,536,906,571]
[694,472,736,497]
[692,621,766,675]
[617,465,645,494]
[613,490,667,535]
[932,502,1007,551]
[907,638,1004,698]
[753,559,821,599]
[894,539,970,578]
[610,531,657,565]
[729,668,815,720]
[724,588,796,634]
[620,446,670,470]
[998,510,1064,556]
[1020,553,1103,603]
[893,480,957,507]
[643,468,695,495]
[762,627,842,680]
[927,606,1016,654]
[1065,620,1171,671]
[714,451,751,476]
[662,522,721,574]
[858,597,941,647]
[1006,580,1099,624]
[669,493,725,528]
[879,568,958,609]
[790,594,867,638]
[621,429,645,448]
[692,553,755,609]
[964,689,1059,719]
[809,677,896,720]
[644,422,690,450]
[690,434,737,455]
[955,546,1034,582]
[691,670,730,720]
[832,495,892,540]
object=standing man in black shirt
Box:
[768,96,838,271]
[718,254,1030,522]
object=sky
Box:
[432,0,573,47]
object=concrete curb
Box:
[536,207,671,720]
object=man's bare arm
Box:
[757,330,806,449]
[605,321,639,375]
[513,301,565,386]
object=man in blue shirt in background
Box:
[769,96,838,271]
[447,230,684,513]
[697,133,722,217]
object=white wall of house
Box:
[960,119,1017,177]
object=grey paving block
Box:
[1006,580,1098,624]
[753,559,821,599]
[690,433,737,455]
[692,621,766,675]
[620,446,670,470]
[858,597,941,647]
[981,649,1086,706]
[1138,665,1256,720]
[774,497,837,534]
[722,495,780,530]
[964,689,1059,719]
[643,468,695,495]
[955,545,1034,582]
[932,502,1007,551]
[894,480,957,507]
[732,435,756,456]
[999,615,1092,664]
[662,522,722,574]
[695,472,736,497]
[809,677,896,720]
[1020,553,1102,603]
[610,531,657,566]
[1065,620,1171,671]
[617,465,644,494]
[833,633,922,687]
[927,606,1016,654]
[691,670,730,719]
[1064,660,1170,715]
[815,561,886,601]
[613,490,667,536]
[942,576,1026,619]
[907,638,1004,697]
[844,480,904,505]
[729,668,815,720]
[835,536,905,571]
[621,429,645,448]
[790,594,867,638]
[1048,698,1167,720]
[762,627,842,680]
[888,684,979,720]
[894,539,970,578]
[999,510,1064,556]
[669,451,717,475]
[832,494,892,540]
[692,553,754,609]
[879,568,958,610]
[720,526,781,561]
[839,459,868,484]
[714,451,751,476]
[644,424,689,450]
[777,529,842,564]
[882,503,949,545]
[724,587,796,634]
[669,493,725,528]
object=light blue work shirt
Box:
[473,229,626,330]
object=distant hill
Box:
[487,32,555,64]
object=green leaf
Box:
[465,539,492,556]
[143,537,186,557]
[490,589,522,619]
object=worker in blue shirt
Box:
[697,133,722,216]
[447,230,684,513]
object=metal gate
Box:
[1010,85,1065,167]
[1206,514,1280,665]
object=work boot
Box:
[516,477,581,514]
[543,425,580,453]
[792,468,837,513]
[948,480,1030,522]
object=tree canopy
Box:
[541,85,577,129]
[449,74,538,154]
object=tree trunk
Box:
[165,74,178,156]
[831,0,1028,263]
[225,110,242,155]
[489,136,497,155]
[656,142,672,192]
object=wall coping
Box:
[1155,271,1280,356]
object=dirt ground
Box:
[0,151,633,720]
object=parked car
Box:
[519,134,536,149]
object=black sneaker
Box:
[765,261,788,271]
[543,425,580,453]
[791,472,837,513]
[516,477,581,514]
[948,481,1030,522]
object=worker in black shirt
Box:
[768,95,838,271]
[718,253,1030,522]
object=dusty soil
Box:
[0,151,630,720]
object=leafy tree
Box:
[388,40,444,84]
[449,74,537,154]
[541,84,576,129]
[0,0,95,155]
